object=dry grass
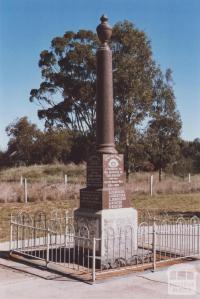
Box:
[126,172,200,195]
[0,165,200,203]
[0,163,86,203]
[0,163,86,183]
[0,181,83,203]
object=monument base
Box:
[74,207,138,266]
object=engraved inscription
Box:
[103,154,126,209]
[87,155,103,187]
[80,188,102,209]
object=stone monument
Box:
[75,15,138,263]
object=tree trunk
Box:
[125,142,130,183]
[159,167,162,182]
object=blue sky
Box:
[0,0,200,150]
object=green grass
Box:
[0,199,76,242]
[133,193,200,215]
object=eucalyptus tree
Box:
[30,21,156,147]
[146,69,182,181]
[30,20,182,170]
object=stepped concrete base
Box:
[74,207,138,264]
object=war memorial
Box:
[75,15,138,262]
[7,15,200,285]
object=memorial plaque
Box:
[103,154,126,209]
[80,188,102,210]
[80,153,130,210]
[87,155,103,188]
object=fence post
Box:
[152,218,157,271]
[10,214,13,251]
[150,175,153,197]
[46,228,50,266]
[64,174,68,186]
[24,178,28,203]
[92,237,96,283]
[20,175,23,186]
[64,211,68,246]
[198,222,200,255]
[188,173,191,184]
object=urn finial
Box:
[96,15,112,44]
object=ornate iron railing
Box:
[10,210,200,282]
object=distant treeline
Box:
[0,117,199,178]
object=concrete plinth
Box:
[74,207,138,265]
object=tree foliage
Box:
[146,69,182,180]
[30,21,157,148]
[4,117,74,166]
[173,138,200,176]
[6,117,41,165]
[30,30,98,135]
[112,21,156,147]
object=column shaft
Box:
[96,46,116,154]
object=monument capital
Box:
[96,15,112,45]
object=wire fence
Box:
[1,172,200,204]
